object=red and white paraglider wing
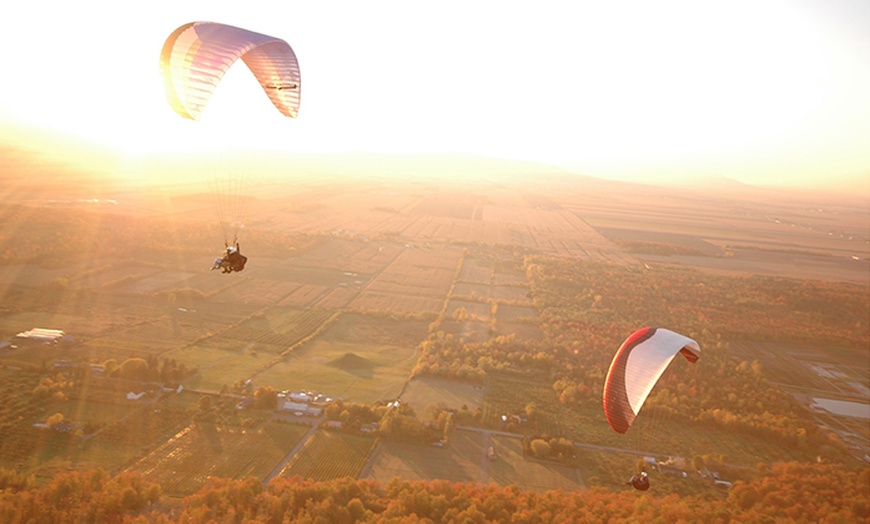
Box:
[160,22,301,120]
[603,328,700,434]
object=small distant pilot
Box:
[628,471,650,491]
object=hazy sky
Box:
[1,0,869,188]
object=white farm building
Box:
[16,328,67,343]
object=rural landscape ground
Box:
[0,163,867,503]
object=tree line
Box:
[0,462,865,522]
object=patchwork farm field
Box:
[0,310,121,340]
[574,185,869,285]
[207,278,308,306]
[209,307,337,350]
[157,308,338,388]
[286,238,404,275]
[133,421,308,496]
[280,430,377,481]
[348,247,461,315]
[1,175,867,497]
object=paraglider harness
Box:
[211,242,247,274]
[627,471,650,491]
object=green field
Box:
[254,339,418,403]
[362,426,584,493]
[364,430,485,483]
[487,435,584,492]
[401,376,486,414]
[253,313,426,403]
[182,352,272,391]
[164,345,240,369]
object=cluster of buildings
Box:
[276,390,335,417]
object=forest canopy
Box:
[0,463,866,523]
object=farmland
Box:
[279,430,377,481]
[363,430,487,484]
[400,376,486,415]
[132,421,309,496]
[0,173,867,497]
[486,435,584,492]
[251,313,425,404]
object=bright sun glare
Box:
[0,0,868,188]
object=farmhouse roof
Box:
[16,328,65,341]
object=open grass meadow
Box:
[400,376,486,414]
[163,345,239,370]
[181,352,273,391]
[252,313,427,403]
[364,429,486,484]
[78,337,169,361]
[254,339,418,404]
[486,434,585,492]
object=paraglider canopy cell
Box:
[160,21,301,120]
[602,327,700,434]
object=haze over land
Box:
[0,143,868,521]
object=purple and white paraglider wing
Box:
[160,22,301,120]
